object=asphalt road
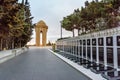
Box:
[0,47,91,80]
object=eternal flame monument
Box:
[35,20,48,46]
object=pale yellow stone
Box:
[35,20,48,47]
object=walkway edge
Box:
[48,49,106,80]
[0,47,28,64]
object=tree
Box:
[0,0,19,50]
[60,0,120,38]
[61,15,76,37]
[0,0,33,50]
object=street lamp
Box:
[61,25,62,39]
[60,21,63,39]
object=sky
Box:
[26,0,93,45]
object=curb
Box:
[48,49,106,80]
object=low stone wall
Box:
[0,47,28,64]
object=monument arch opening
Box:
[35,20,48,46]
[40,31,43,46]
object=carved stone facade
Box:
[35,20,48,46]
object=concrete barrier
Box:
[0,47,28,64]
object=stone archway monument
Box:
[35,20,48,46]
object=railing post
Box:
[82,39,83,59]
[104,36,107,66]
[113,35,118,69]
[96,37,99,64]
[86,39,87,59]
[90,38,93,62]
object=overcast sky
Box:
[26,0,93,44]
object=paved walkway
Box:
[0,47,91,80]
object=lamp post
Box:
[60,21,62,39]
[61,25,62,39]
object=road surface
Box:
[0,47,91,80]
